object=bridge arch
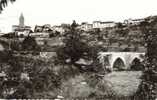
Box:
[130,55,143,64]
[130,57,143,70]
[98,52,145,71]
[112,57,126,71]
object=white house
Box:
[52,26,65,34]
[80,22,93,31]
[93,21,116,29]
[30,32,50,38]
[124,18,144,25]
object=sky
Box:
[0,0,157,32]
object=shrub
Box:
[10,40,22,51]
[60,75,95,99]
[136,17,157,100]
[21,36,40,51]
[1,54,61,98]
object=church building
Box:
[12,13,32,37]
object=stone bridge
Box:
[98,52,145,70]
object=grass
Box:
[61,75,95,99]
[59,71,143,99]
[102,71,142,97]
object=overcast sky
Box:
[0,0,157,32]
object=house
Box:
[34,25,43,32]
[93,21,116,29]
[124,18,144,26]
[79,22,93,31]
[30,32,50,38]
[52,26,65,35]
[34,24,53,33]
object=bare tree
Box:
[0,0,16,13]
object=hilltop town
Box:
[0,13,154,52]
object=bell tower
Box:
[19,13,24,27]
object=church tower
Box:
[19,13,24,27]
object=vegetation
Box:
[0,2,157,98]
[21,36,40,51]
[133,18,157,100]
[0,53,61,98]
[0,0,156,99]
[0,0,16,13]
[0,18,151,99]
[57,21,91,70]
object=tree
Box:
[10,39,21,51]
[56,21,91,70]
[0,0,16,13]
[136,17,157,100]
[116,22,125,28]
[21,36,40,51]
[0,54,61,98]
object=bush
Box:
[60,75,95,99]
[136,18,157,100]
[21,36,40,51]
[1,54,61,98]
[10,40,22,51]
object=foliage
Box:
[136,18,157,100]
[130,58,144,71]
[10,40,21,51]
[56,21,107,73]
[0,0,16,13]
[21,36,40,51]
[49,31,60,38]
[61,75,94,99]
[1,32,16,38]
[56,21,90,65]
[0,53,61,98]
